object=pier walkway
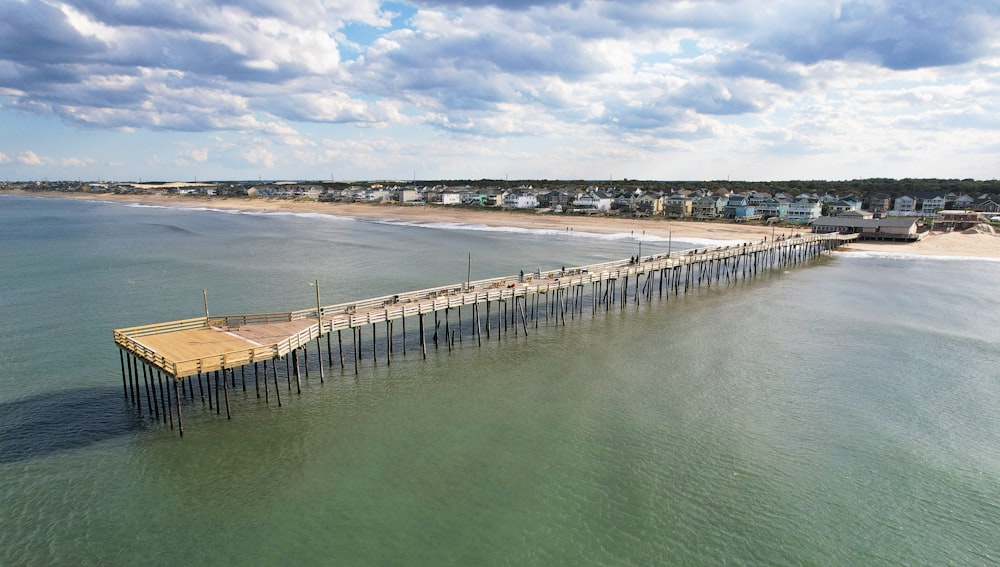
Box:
[113,232,856,434]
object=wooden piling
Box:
[419,313,427,359]
[316,337,325,382]
[271,358,281,407]
[119,349,128,399]
[254,362,260,398]
[338,329,345,368]
[223,370,231,420]
[173,380,183,437]
[130,355,140,409]
[141,362,154,419]
[162,371,173,431]
[292,350,302,394]
[146,363,160,421]
[353,326,360,373]
[327,332,333,366]
[262,360,270,403]
[302,345,309,378]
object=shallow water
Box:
[2,195,999,565]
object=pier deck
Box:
[115,233,857,382]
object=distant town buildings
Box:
[5,180,999,231]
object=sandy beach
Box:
[5,189,999,259]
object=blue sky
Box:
[1,0,998,181]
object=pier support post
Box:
[419,314,427,359]
[222,370,231,420]
[271,359,282,407]
[142,363,154,419]
[131,355,141,409]
[262,361,270,403]
[338,330,345,368]
[315,338,325,382]
[119,349,128,399]
[518,300,529,336]
[173,380,183,437]
[125,353,135,404]
[386,321,392,364]
[161,371,173,430]
[353,327,360,374]
[475,303,482,347]
[147,364,161,421]
[445,308,452,349]
[254,363,260,398]
[158,367,171,423]
[292,350,302,394]
[433,312,439,349]
[402,316,407,356]
[327,333,333,366]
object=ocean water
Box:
[2,194,999,565]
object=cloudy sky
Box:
[1,0,998,182]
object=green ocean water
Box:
[2,195,999,565]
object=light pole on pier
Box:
[311,280,322,326]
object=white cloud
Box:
[242,146,277,168]
[0,1,998,180]
[61,157,96,167]
[17,150,46,165]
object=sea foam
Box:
[834,249,1000,263]
[367,217,743,248]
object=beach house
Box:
[892,195,917,214]
[692,195,725,218]
[572,191,613,212]
[755,199,789,220]
[503,191,539,209]
[787,199,822,223]
[664,194,693,218]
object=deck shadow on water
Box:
[0,387,145,463]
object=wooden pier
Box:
[113,232,857,435]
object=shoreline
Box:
[5,189,999,259]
